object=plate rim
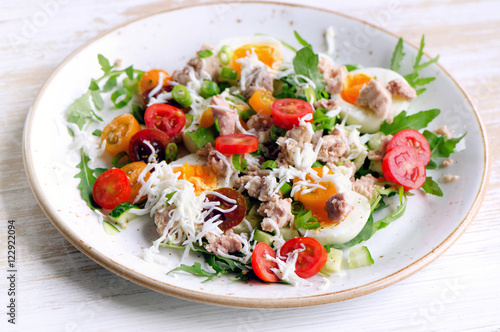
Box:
[22,0,491,308]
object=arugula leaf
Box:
[423,130,466,160]
[379,109,440,135]
[422,177,443,197]
[124,65,134,80]
[102,75,118,93]
[67,91,93,129]
[97,54,113,74]
[88,79,100,91]
[92,129,102,137]
[167,262,220,282]
[313,107,336,132]
[90,90,104,110]
[390,38,405,72]
[74,149,100,209]
[402,35,439,94]
[294,30,312,49]
[333,214,374,249]
[232,154,247,173]
[293,47,325,93]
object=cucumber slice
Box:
[103,221,120,236]
[280,226,300,241]
[108,202,139,228]
[348,246,374,269]
[367,132,383,150]
[321,248,343,273]
[253,229,273,246]
[233,205,262,234]
[369,160,383,174]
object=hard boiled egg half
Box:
[295,167,371,245]
[338,67,412,133]
[215,35,284,74]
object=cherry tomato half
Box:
[92,168,131,210]
[121,162,149,203]
[279,237,327,279]
[382,144,426,190]
[271,98,313,129]
[101,113,142,156]
[215,134,259,155]
[144,104,186,138]
[205,188,246,231]
[129,129,170,164]
[386,129,431,166]
[252,242,280,283]
[139,69,171,95]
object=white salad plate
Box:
[23,2,489,308]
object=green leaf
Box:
[426,160,438,170]
[90,90,104,110]
[97,54,113,74]
[293,47,324,93]
[423,130,466,159]
[74,149,99,209]
[345,64,363,72]
[390,38,405,71]
[294,30,312,49]
[102,75,118,93]
[422,177,443,197]
[232,154,247,173]
[167,262,220,282]
[125,65,134,80]
[88,79,100,91]
[260,160,278,170]
[131,104,145,124]
[67,91,93,129]
[333,214,374,249]
[92,129,102,137]
[379,109,440,135]
[413,76,436,86]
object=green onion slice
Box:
[220,67,238,80]
[111,88,133,109]
[218,45,233,65]
[200,81,220,99]
[197,49,213,58]
[172,85,192,107]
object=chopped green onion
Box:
[112,151,129,168]
[200,81,220,98]
[232,154,247,173]
[250,147,263,157]
[318,90,330,100]
[291,201,304,215]
[131,104,144,124]
[185,114,193,129]
[279,182,292,196]
[111,88,133,108]
[165,143,178,162]
[122,77,138,93]
[311,161,324,168]
[213,119,220,133]
[91,110,103,122]
[304,86,316,104]
[313,107,336,132]
[261,160,278,170]
[295,209,320,229]
[185,126,217,149]
[345,64,363,72]
[220,67,238,80]
[218,46,233,65]
[92,129,102,137]
[197,49,213,58]
[238,108,257,122]
[172,85,192,107]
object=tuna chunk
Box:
[247,114,273,132]
[172,44,221,85]
[207,149,229,178]
[211,95,237,136]
[314,98,341,111]
[325,192,354,223]
[154,205,176,236]
[257,197,293,232]
[205,229,242,254]
[387,78,417,100]
[442,174,459,183]
[317,125,349,164]
[442,158,454,168]
[234,174,278,202]
[367,134,393,161]
[352,174,381,200]
[356,79,393,123]
[241,66,274,99]
[196,142,214,159]
[318,57,348,95]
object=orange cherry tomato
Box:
[293,167,337,225]
[340,73,372,105]
[101,113,142,156]
[139,69,171,95]
[92,168,131,210]
[252,242,280,283]
[121,162,150,203]
[249,89,275,117]
[279,237,327,279]
[199,108,214,128]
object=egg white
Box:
[215,35,282,53]
[298,190,371,245]
[337,67,411,133]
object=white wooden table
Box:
[1,0,499,331]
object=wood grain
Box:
[1,0,499,331]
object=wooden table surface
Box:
[1,0,499,331]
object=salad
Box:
[66,29,465,285]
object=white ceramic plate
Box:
[23,2,489,308]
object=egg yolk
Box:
[173,163,218,195]
[230,44,283,74]
[341,73,372,105]
[293,167,338,226]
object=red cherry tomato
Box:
[252,242,280,283]
[271,98,313,129]
[144,104,186,138]
[386,129,431,166]
[215,134,259,155]
[92,168,131,210]
[129,129,170,163]
[382,144,426,190]
[279,237,327,279]
[205,188,247,231]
